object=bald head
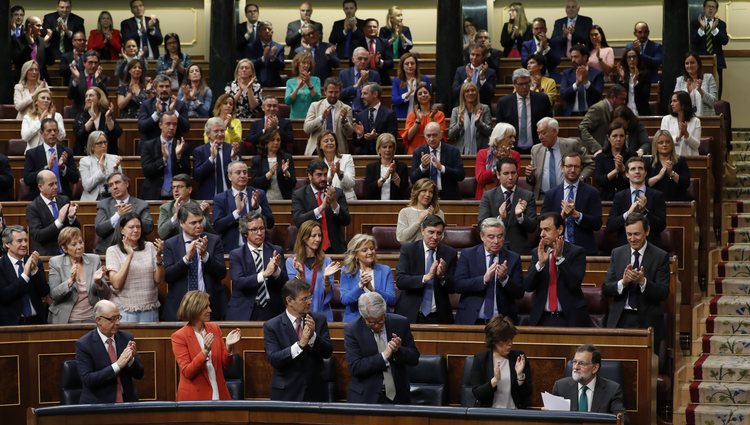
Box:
[424,122,442,149]
[37,170,59,199]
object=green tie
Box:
[705,25,714,54]
[579,386,589,412]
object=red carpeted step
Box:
[709,295,722,315]
[693,354,710,380]
[706,315,716,333]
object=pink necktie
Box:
[106,338,124,402]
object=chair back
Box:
[408,354,448,406]
[59,360,82,405]
[224,353,244,400]
[460,356,477,407]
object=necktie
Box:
[295,317,303,340]
[31,44,37,60]
[504,190,513,222]
[628,251,641,309]
[420,250,434,317]
[15,26,21,38]
[59,20,65,54]
[49,148,61,191]
[705,21,714,54]
[186,240,200,291]
[344,29,352,58]
[579,386,588,412]
[471,66,478,84]
[519,96,529,148]
[566,19,574,57]
[632,189,642,204]
[325,105,334,130]
[565,185,576,244]
[368,108,375,127]
[547,148,557,190]
[483,254,498,319]
[106,338,124,403]
[86,74,93,89]
[429,149,439,183]
[375,331,396,400]
[254,249,270,307]
[577,84,587,112]
[17,260,32,318]
[162,141,173,194]
[140,19,150,59]
[548,250,558,312]
[315,191,331,251]
[49,200,59,220]
[369,39,377,69]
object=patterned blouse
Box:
[225,79,263,118]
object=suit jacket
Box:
[251,153,296,200]
[94,196,154,254]
[59,50,85,86]
[394,241,457,324]
[11,35,51,81]
[606,187,666,250]
[23,143,80,200]
[171,322,233,401]
[559,66,604,116]
[541,182,602,255]
[470,349,531,408]
[120,16,163,59]
[344,313,420,404]
[354,36,394,85]
[192,143,239,201]
[226,242,288,321]
[329,18,366,59]
[691,18,729,69]
[478,185,538,255]
[379,26,413,58]
[263,311,333,401]
[303,99,354,155]
[603,243,670,347]
[614,72,652,116]
[236,21,258,56]
[76,329,143,403]
[68,74,109,117]
[527,138,594,199]
[73,110,122,155]
[552,376,627,419]
[454,245,524,325]
[212,187,274,252]
[162,233,227,321]
[48,253,110,324]
[157,199,214,240]
[452,66,497,106]
[364,160,409,200]
[521,38,562,77]
[42,12,85,60]
[339,67,381,113]
[0,154,13,202]
[523,241,591,327]
[550,15,593,58]
[353,104,398,155]
[291,185,351,254]
[137,98,190,141]
[246,39,285,87]
[496,92,553,147]
[286,20,324,54]
[410,142,465,200]
[245,116,294,155]
[579,99,614,155]
[139,136,190,200]
[26,195,81,256]
[625,40,662,83]
[0,255,49,325]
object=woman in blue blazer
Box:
[379,6,413,59]
[339,234,395,322]
[391,52,432,119]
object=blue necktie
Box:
[325,106,334,130]
[186,240,200,291]
[17,260,32,318]
[632,189,642,204]
[628,251,641,309]
[483,254,498,319]
[565,185,576,244]
[215,148,225,194]
[49,147,61,191]
[547,147,557,190]
[15,26,21,38]
[49,200,59,220]
[420,250,434,317]
[577,85,587,112]
[139,19,150,58]
[429,149,439,183]
[162,141,172,194]
[344,30,352,58]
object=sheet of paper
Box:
[541,391,571,411]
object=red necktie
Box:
[369,39,376,69]
[106,338,124,402]
[86,74,93,88]
[315,191,330,251]
[548,251,558,312]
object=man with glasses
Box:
[292,23,339,80]
[226,213,287,321]
[286,2,323,54]
[157,174,214,239]
[58,31,86,85]
[67,50,108,116]
[496,68,553,153]
[551,344,627,420]
[263,278,332,401]
[75,299,144,403]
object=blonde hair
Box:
[341,234,378,276]
[86,130,106,155]
[212,93,236,118]
[28,88,52,119]
[507,3,529,35]
[234,58,256,81]
[58,227,83,253]
[408,178,441,212]
[385,6,402,30]
[86,87,109,112]
[18,60,38,86]
[292,51,316,76]
[177,290,211,323]
[376,133,396,153]
[651,129,679,166]
[458,82,479,113]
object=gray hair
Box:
[512,68,531,83]
[352,46,369,57]
[86,130,107,155]
[227,159,247,174]
[489,123,516,147]
[358,291,387,319]
[480,217,505,233]
[204,117,224,135]
[364,82,381,96]
[239,211,266,235]
[537,116,559,131]
[1,225,27,247]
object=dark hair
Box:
[40,117,58,132]
[116,212,146,253]
[178,203,203,223]
[245,3,259,13]
[420,214,446,230]
[626,155,645,168]
[363,18,378,27]
[561,151,582,165]
[163,33,183,59]
[84,50,100,61]
[681,52,704,81]
[540,211,564,228]
[602,120,628,155]
[671,90,695,120]
[588,24,609,49]
[10,5,24,14]
[575,344,602,366]
[612,105,639,128]
[343,0,358,7]
[282,279,311,304]
[484,315,518,348]
[323,77,342,89]
[172,173,192,188]
[619,48,644,84]
[606,84,626,98]
[259,128,283,157]
[306,158,329,175]
[107,171,130,185]
[704,0,719,7]
[239,211,266,236]
[495,156,518,173]
[624,211,650,231]
[2,225,26,247]
[398,52,421,89]
[569,43,589,57]
[531,17,546,27]
[527,53,547,74]
[123,58,146,86]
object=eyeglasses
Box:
[99,314,122,322]
[295,296,313,302]
[94,141,107,146]
[571,360,592,367]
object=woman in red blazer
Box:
[87,11,122,60]
[475,123,521,200]
[171,291,241,401]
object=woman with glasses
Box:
[156,33,191,89]
[48,227,110,324]
[339,234,395,322]
[79,131,122,201]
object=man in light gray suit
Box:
[94,172,153,254]
[478,157,537,255]
[524,117,594,199]
[157,174,214,240]
[303,77,354,155]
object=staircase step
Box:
[709,295,750,316]
[714,278,750,296]
[734,175,750,188]
[717,261,750,278]
[689,381,750,405]
[705,316,750,335]
[732,139,750,151]
[694,354,750,382]
[702,335,750,355]
[729,151,750,162]
[730,216,750,229]
[686,404,750,425]
[725,187,750,201]
[721,245,750,262]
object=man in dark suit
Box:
[395,215,457,324]
[691,0,729,96]
[559,43,603,116]
[226,213,287,321]
[93,173,153,254]
[463,30,502,77]
[245,21,285,87]
[353,82,397,155]
[410,122,465,200]
[139,112,190,200]
[120,0,162,61]
[263,278,333,401]
[521,18,561,78]
[58,31,86,86]
[329,0,366,60]
[137,74,190,142]
[157,174,214,240]
[42,0,85,61]
[496,68,553,153]
[550,0,592,59]
[541,152,602,256]
[579,85,628,156]
[524,212,590,327]
[236,3,260,58]
[479,158,538,255]
[11,16,53,82]
[67,50,109,117]
[339,47,380,114]
[286,2,324,55]
[603,213,670,351]
[344,292,420,404]
[162,203,227,321]
[453,43,498,106]
[213,161,274,253]
[626,21,662,83]
[0,225,48,326]
[290,23,340,79]
[551,344,627,421]
[291,159,351,254]
[245,97,294,155]
[606,156,667,250]
[455,218,524,325]
[355,18,393,86]
[26,170,80,256]
[192,118,241,201]
[76,300,144,403]
[23,118,79,200]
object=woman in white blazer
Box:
[673,53,718,116]
[79,131,123,201]
[316,131,357,201]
